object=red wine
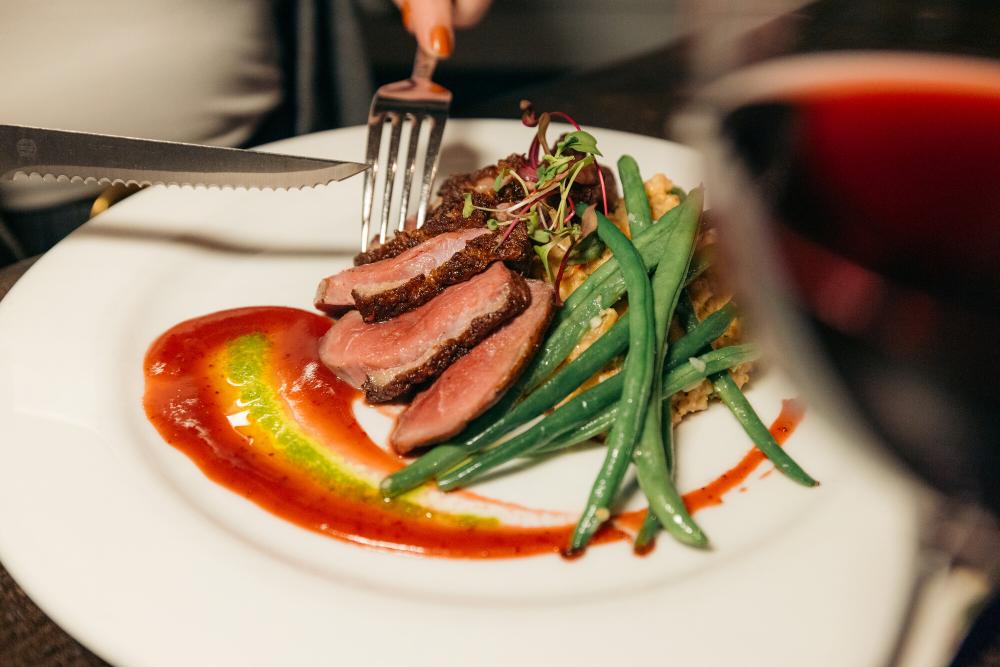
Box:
[719,55,1000,512]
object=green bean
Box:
[380,444,468,497]
[633,187,706,548]
[468,292,729,470]
[637,411,684,550]
[664,302,735,371]
[435,413,595,491]
[527,345,761,459]
[560,204,680,315]
[713,377,818,487]
[523,201,689,393]
[532,339,760,461]
[634,504,661,550]
[568,217,656,553]
[632,222,719,546]
[529,408,612,456]
[663,345,759,394]
[686,244,715,284]
[635,402,679,548]
[617,155,652,236]
[525,297,728,460]
[521,304,733,459]
[678,292,818,488]
[452,242,716,466]
[440,344,761,486]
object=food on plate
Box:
[390,279,556,454]
[314,225,531,321]
[318,106,818,553]
[318,262,530,402]
[143,109,818,558]
[143,305,807,558]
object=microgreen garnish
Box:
[557,130,602,157]
[534,241,558,282]
[531,229,552,244]
[457,103,610,292]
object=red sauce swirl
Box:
[144,306,806,559]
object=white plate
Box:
[0,120,920,666]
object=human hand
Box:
[393,0,493,58]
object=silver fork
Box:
[360,47,451,252]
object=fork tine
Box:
[397,114,423,233]
[415,115,447,229]
[360,113,384,252]
[360,44,450,249]
[378,113,404,245]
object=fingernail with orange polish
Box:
[400,0,411,30]
[429,25,452,57]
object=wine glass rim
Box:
[698,50,1000,110]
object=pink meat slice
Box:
[314,228,491,316]
[318,263,531,403]
[389,280,555,454]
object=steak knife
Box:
[0,124,367,190]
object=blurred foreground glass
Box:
[676,1,999,663]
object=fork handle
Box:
[411,47,438,83]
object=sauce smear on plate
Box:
[144,306,804,558]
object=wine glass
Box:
[675,0,1000,664]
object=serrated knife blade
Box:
[0,124,367,190]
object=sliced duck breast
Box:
[389,280,555,454]
[352,227,435,267]
[318,263,531,403]
[317,228,486,315]
[316,226,530,322]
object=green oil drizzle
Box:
[225,334,496,528]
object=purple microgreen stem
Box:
[597,168,609,216]
[554,157,593,231]
[549,111,583,131]
[496,218,523,248]
[528,136,541,169]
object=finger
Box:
[453,0,493,28]
[409,0,454,58]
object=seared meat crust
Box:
[352,224,532,322]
